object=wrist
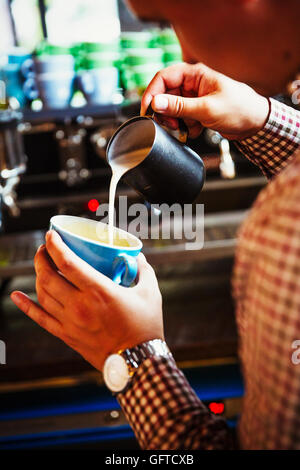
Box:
[239,95,270,140]
[252,95,270,134]
[103,338,172,394]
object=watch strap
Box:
[120,339,172,377]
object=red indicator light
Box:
[209,402,225,415]
[87,199,99,212]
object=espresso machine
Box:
[0,109,27,228]
[0,101,267,449]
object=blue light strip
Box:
[0,426,135,450]
[0,364,243,449]
[0,397,119,422]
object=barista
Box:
[11,0,300,449]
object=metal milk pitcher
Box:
[107,109,205,205]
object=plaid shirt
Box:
[117,98,300,450]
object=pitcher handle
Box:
[146,103,189,143]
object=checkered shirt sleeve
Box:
[116,99,300,450]
[233,150,300,449]
[235,98,300,179]
[117,355,233,450]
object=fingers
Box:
[140,62,209,116]
[10,291,64,339]
[34,245,78,303]
[152,93,208,121]
[141,63,185,116]
[186,121,204,139]
[141,62,219,126]
[154,112,203,138]
[36,281,65,320]
[45,230,115,292]
[153,114,179,130]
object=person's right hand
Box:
[141,62,270,140]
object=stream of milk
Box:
[108,148,151,245]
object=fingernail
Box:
[10,291,23,307]
[46,230,54,241]
[153,95,168,112]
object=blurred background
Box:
[0,0,271,450]
[0,0,182,110]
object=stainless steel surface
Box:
[0,111,27,220]
[203,175,265,191]
[143,210,246,265]
[0,230,45,277]
[55,126,90,187]
[0,111,26,179]
[219,138,235,179]
[205,129,236,179]
[0,210,246,278]
[91,123,123,160]
[0,176,20,217]
[15,175,266,211]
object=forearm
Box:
[117,355,233,450]
[235,98,300,179]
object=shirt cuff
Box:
[235,97,300,179]
[116,355,231,450]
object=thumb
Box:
[152,93,207,121]
[136,253,158,287]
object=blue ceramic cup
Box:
[50,215,142,287]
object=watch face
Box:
[103,354,130,393]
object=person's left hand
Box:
[10,230,164,372]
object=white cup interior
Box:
[50,215,142,249]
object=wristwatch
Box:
[103,339,172,394]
